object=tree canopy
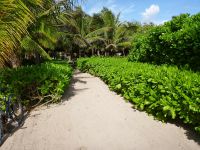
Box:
[0,1,140,67]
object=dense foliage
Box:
[61,7,139,57]
[0,0,81,67]
[0,61,72,108]
[129,13,200,70]
[0,0,140,68]
[78,57,200,133]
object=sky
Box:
[81,0,200,24]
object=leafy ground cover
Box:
[0,61,72,109]
[77,57,200,133]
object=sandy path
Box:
[1,71,200,150]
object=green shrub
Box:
[0,61,72,108]
[78,57,200,133]
[129,13,200,70]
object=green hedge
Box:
[129,13,200,70]
[78,57,200,133]
[0,61,72,108]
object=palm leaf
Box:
[0,0,45,66]
[86,36,106,45]
[21,36,51,60]
[117,42,132,48]
[86,27,112,38]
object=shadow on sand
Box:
[168,119,200,145]
[130,104,200,145]
[62,70,89,101]
[1,71,88,146]
[0,111,31,146]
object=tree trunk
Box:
[97,50,100,56]
[35,52,41,64]
[122,49,125,56]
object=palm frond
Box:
[86,27,112,38]
[87,36,106,45]
[0,0,47,66]
[117,42,132,49]
[106,44,117,50]
[21,36,51,60]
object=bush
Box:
[129,13,200,70]
[78,57,200,133]
[0,61,72,108]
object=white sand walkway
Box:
[1,71,200,150]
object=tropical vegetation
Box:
[0,0,200,135]
[0,61,72,109]
[0,0,138,68]
[129,13,200,71]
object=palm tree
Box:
[85,8,136,56]
[0,0,39,67]
[0,0,80,67]
[20,0,77,64]
[58,6,103,57]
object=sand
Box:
[1,71,199,150]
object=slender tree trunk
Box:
[70,51,73,61]
[122,49,125,56]
[77,49,80,58]
[35,52,41,64]
[97,50,100,56]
